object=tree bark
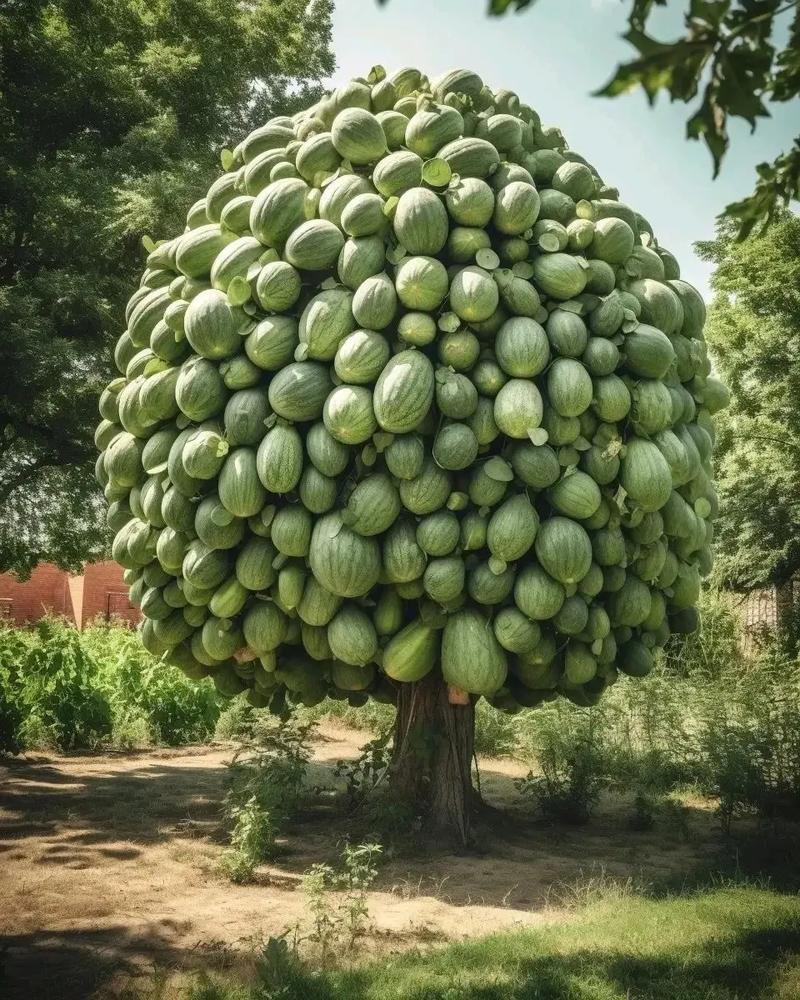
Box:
[388,671,476,846]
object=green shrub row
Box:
[0,616,219,752]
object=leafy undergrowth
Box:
[177,877,800,1000]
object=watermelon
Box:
[309,513,381,598]
[442,608,508,695]
[373,350,434,433]
[383,619,439,682]
[393,187,449,255]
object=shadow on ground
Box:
[2,734,798,1000]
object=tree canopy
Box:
[0,0,334,576]
[697,212,800,589]
[381,0,800,238]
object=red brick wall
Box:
[0,561,139,628]
[82,562,139,627]
[0,563,71,625]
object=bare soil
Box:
[0,723,722,999]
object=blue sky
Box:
[328,0,795,298]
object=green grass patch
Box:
[190,880,800,1000]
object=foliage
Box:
[0,0,334,575]
[16,617,114,749]
[333,729,393,810]
[515,703,608,823]
[302,841,383,960]
[0,617,219,752]
[221,711,315,882]
[698,213,800,589]
[84,621,219,743]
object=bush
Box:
[16,618,113,750]
[0,617,220,753]
[221,709,315,882]
[83,622,219,745]
[515,701,609,823]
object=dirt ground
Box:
[0,723,723,1000]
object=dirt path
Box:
[0,724,720,999]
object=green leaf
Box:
[484,456,514,482]
[220,148,234,170]
[438,312,461,333]
[488,0,539,16]
[511,261,534,279]
[475,248,500,270]
[447,491,469,511]
[528,427,549,446]
[227,276,251,306]
[386,244,407,265]
[141,234,156,253]
[422,157,452,187]
[488,556,508,575]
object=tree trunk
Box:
[388,671,476,846]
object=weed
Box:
[302,840,382,962]
[220,712,314,882]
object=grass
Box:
[185,878,800,1000]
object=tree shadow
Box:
[0,754,230,868]
[0,922,248,1000]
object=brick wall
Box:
[0,563,71,625]
[0,561,139,628]
[81,562,139,627]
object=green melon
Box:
[487,494,539,562]
[438,137,500,179]
[342,474,401,535]
[323,385,377,444]
[620,438,673,512]
[372,149,423,197]
[548,471,601,520]
[382,619,439,682]
[268,362,333,421]
[405,104,464,158]
[449,265,500,322]
[547,358,593,418]
[514,564,565,619]
[331,107,387,164]
[393,187,449,255]
[284,219,345,271]
[532,253,588,299]
[442,608,508,695]
[334,329,391,385]
[394,255,449,311]
[534,516,592,585]
[328,605,379,665]
[493,180,540,235]
[373,350,434,433]
[256,424,303,493]
[309,512,381,598]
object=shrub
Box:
[0,617,219,752]
[221,710,315,881]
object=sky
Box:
[327,0,795,299]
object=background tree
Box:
[696,213,800,592]
[381,0,800,237]
[0,0,334,575]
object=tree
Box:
[0,0,334,576]
[381,0,800,237]
[696,213,800,591]
[98,63,718,844]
